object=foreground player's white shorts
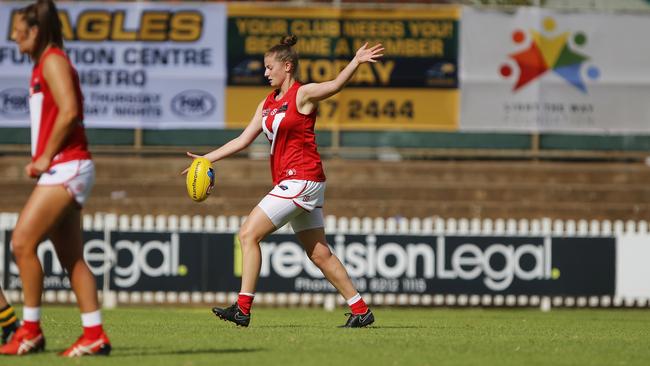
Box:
[258,179,326,232]
[37,159,95,207]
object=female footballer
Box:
[186,35,383,328]
[0,0,110,356]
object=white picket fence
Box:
[0,212,648,310]
[1,212,646,236]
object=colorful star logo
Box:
[500,17,600,93]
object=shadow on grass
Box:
[255,324,315,329]
[255,325,428,329]
[363,325,429,329]
[102,347,265,357]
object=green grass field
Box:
[2,306,649,366]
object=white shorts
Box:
[37,159,95,207]
[258,179,326,232]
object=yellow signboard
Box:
[226,5,460,131]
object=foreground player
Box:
[0,0,110,356]
[185,35,382,328]
[0,289,19,344]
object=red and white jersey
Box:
[29,46,90,167]
[262,82,326,185]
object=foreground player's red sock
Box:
[22,306,42,333]
[83,325,104,340]
[238,293,255,315]
[22,320,40,333]
[347,293,369,315]
[81,310,104,340]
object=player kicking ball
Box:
[184,35,383,328]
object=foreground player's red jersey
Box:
[262,81,326,185]
[29,46,90,167]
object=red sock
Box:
[350,297,369,315]
[237,293,255,315]
[83,324,104,340]
[23,320,41,333]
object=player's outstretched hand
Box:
[180,151,202,175]
[354,43,384,64]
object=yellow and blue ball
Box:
[186,157,215,202]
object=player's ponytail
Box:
[17,0,63,61]
[266,35,299,77]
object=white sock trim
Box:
[239,292,255,297]
[81,310,102,327]
[346,293,362,306]
[23,307,41,322]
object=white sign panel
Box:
[0,2,226,129]
[460,7,650,134]
[616,234,650,299]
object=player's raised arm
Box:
[297,42,383,108]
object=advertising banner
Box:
[460,7,650,133]
[226,5,460,131]
[257,234,615,295]
[0,2,227,129]
[4,231,104,290]
[3,230,615,296]
[3,231,237,292]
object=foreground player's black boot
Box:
[212,303,250,327]
[339,309,375,328]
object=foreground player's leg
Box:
[0,185,72,355]
[212,206,276,327]
[296,227,374,328]
[51,208,111,357]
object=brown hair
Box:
[18,0,63,61]
[265,35,299,77]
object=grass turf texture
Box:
[2,306,649,366]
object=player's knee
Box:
[10,229,37,259]
[308,249,332,268]
[238,225,262,246]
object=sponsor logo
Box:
[207,167,215,195]
[0,88,29,117]
[8,234,185,289]
[88,234,185,288]
[9,9,202,42]
[360,312,372,323]
[425,62,457,87]
[259,235,557,292]
[234,313,248,321]
[278,185,288,191]
[499,16,600,93]
[171,90,216,119]
[231,59,264,84]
